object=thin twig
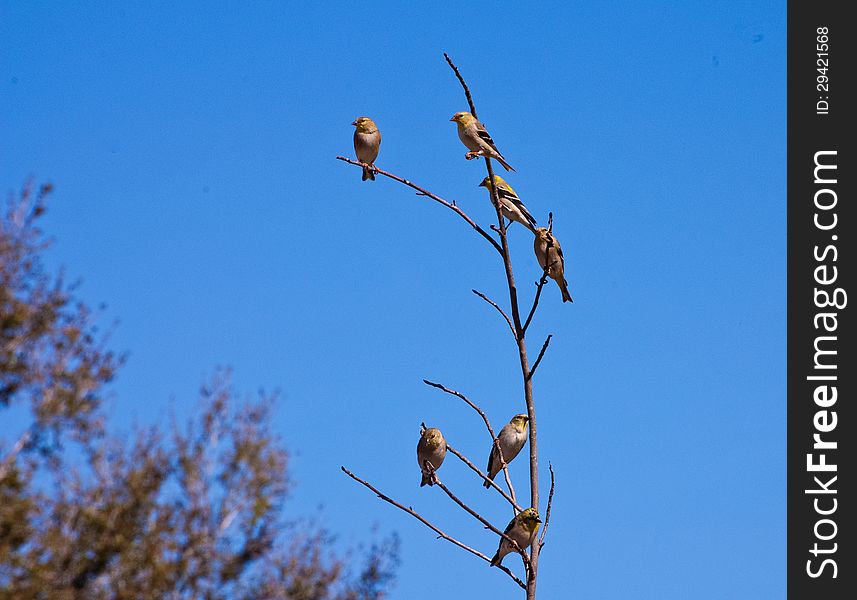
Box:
[526,335,553,382]
[341,466,525,589]
[538,463,555,548]
[522,273,549,334]
[472,289,515,337]
[423,379,518,506]
[432,478,531,571]
[450,442,524,513]
[423,380,494,437]
[336,157,502,254]
[444,52,477,118]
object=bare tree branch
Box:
[422,379,518,507]
[484,157,522,333]
[340,466,525,589]
[422,380,493,437]
[472,289,515,337]
[444,52,478,118]
[439,432,524,514]
[341,53,552,598]
[431,478,531,572]
[444,53,542,599]
[526,335,553,382]
[445,52,522,335]
[539,463,555,549]
[522,273,549,334]
[336,157,502,254]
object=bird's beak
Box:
[351,120,357,126]
[478,181,485,187]
[536,517,543,523]
[449,116,456,122]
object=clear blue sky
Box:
[1,1,785,598]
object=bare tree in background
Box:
[0,181,398,599]
[339,55,561,599]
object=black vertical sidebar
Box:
[788,1,854,598]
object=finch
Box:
[534,227,573,303]
[450,112,515,172]
[417,427,447,487]
[352,116,381,181]
[490,508,541,567]
[484,414,529,488]
[479,176,537,232]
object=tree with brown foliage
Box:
[1,181,397,599]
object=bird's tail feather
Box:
[497,157,515,172]
[362,166,375,181]
[490,551,502,567]
[420,473,432,487]
[561,280,573,303]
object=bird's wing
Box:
[486,445,496,474]
[503,516,518,535]
[547,233,565,265]
[554,238,565,264]
[475,121,503,154]
[499,187,537,227]
[496,186,518,204]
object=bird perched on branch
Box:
[490,508,541,567]
[479,176,537,232]
[450,112,515,172]
[534,227,573,303]
[484,413,529,488]
[352,116,381,181]
[417,427,447,487]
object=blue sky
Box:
[1,1,785,598]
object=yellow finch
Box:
[449,112,515,172]
[479,176,537,232]
[417,427,447,487]
[534,227,573,303]
[352,116,381,181]
[490,508,541,567]
[484,414,529,488]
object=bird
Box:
[352,116,381,181]
[484,414,529,488]
[449,112,515,171]
[417,427,447,487]
[479,176,537,232]
[533,227,573,303]
[490,508,541,567]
